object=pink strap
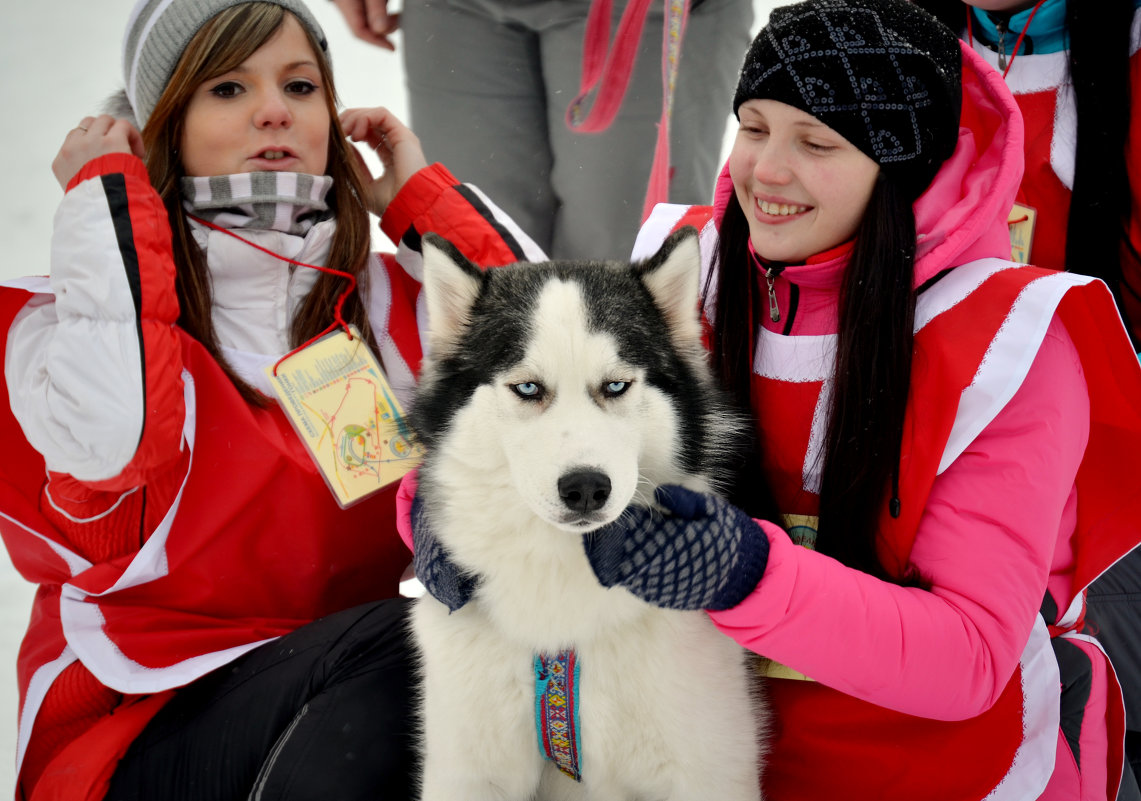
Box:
[567,0,691,221]
[566,0,656,132]
[395,467,419,551]
[642,0,689,219]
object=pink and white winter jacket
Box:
[633,43,1141,801]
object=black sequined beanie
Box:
[734,0,962,191]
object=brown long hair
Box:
[142,2,376,402]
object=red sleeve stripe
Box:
[451,184,528,262]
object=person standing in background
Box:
[331,0,755,260]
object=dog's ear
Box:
[421,233,484,353]
[636,226,703,347]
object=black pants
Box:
[1087,548,1141,798]
[106,598,418,801]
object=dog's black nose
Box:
[558,470,612,513]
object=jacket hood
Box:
[714,41,1024,290]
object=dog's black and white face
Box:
[412,228,737,533]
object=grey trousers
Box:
[402,0,754,260]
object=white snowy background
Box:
[0,0,775,792]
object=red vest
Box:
[752,261,1141,800]
[0,286,411,800]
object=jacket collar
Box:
[181,172,334,236]
[969,0,1068,56]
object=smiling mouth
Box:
[758,199,810,216]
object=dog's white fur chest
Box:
[411,464,764,800]
[412,575,760,800]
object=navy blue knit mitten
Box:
[411,496,479,612]
[583,485,769,611]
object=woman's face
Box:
[179,14,330,177]
[729,99,880,264]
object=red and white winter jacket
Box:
[633,43,1141,801]
[0,154,539,801]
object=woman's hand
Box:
[583,485,771,611]
[52,115,145,190]
[340,107,428,217]
[330,0,400,51]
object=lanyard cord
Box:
[188,214,358,376]
[566,0,691,221]
[966,0,1048,79]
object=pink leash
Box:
[566,0,691,221]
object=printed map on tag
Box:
[1007,203,1037,265]
[267,327,423,507]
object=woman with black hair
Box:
[407,0,1141,798]
[620,5,1141,796]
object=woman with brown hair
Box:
[0,1,536,798]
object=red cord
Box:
[189,214,357,375]
[966,0,1048,79]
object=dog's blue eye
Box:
[512,382,542,399]
[603,381,629,397]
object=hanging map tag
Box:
[266,326,423,508]
[1007,202,1037,264]
[782,513,818,551]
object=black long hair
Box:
[709,172,920,584]
[1065,1,1136,347]
[919,0,1138,349]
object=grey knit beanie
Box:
[734,0,961,192]
[121,0,328,127]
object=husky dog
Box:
[408,227,764,800]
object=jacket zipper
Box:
[995,16,1009,71]
[764,264,784,323]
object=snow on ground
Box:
[0,1,772,793]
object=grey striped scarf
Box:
[181,172,334,235]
